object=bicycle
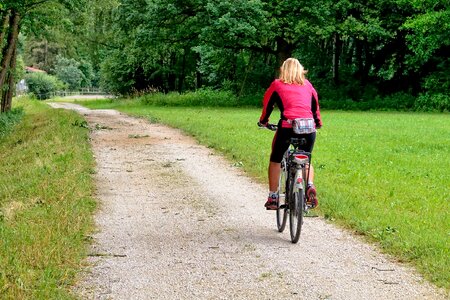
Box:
[259,123,313,243]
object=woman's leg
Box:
[268,161,281,192]
[306,163,314,184]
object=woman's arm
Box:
[259,81,278,124]
[311,87,322,128]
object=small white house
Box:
[16,79,28,95]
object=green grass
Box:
[0,97,96,299]
[0,107,24,138]
[78,98,450,289]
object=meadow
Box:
[78,97,449,289]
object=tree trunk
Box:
[353,39,367,89]
[2,46,17,112]
[333,33,342,85]
[0,11,20,105]
[195,53,202,89]
[0,10,10,54]
[167,53,176,92]
[44,38,48,67]
[239,52,253,98]
[178,49,187,93]
[276,37,293,65]
[196,71,202,89]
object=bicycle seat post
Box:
[290,137,307,150]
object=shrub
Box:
[320,92,416,111]
[415,93,450,112]
[25,73,65,100]
[372,92,416,111]
[237,91,265,107]
[139,88,239,107]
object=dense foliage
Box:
[92,0,449,111]
[1,0,449,111]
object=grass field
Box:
[0,97,96,299]
[77,98,449,289]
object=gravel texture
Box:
[48,102,446,300]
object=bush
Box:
[135,88,449,112]
[320,92,416,111]
[237,91,265,107]
[376,93,416,111]
[139,88,239,107]
[25,73,65,100]
[415,93,450,112]
[0,107,24,138]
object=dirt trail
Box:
[49,102,446,300]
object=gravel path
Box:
[48,103,446,300]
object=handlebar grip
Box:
[267,124,277,131]
[257,122,277,131]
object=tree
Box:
[403,1,450,95]
[0,8,20,112]
[54,55,93,90]
[0,0,87,112]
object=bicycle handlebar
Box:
[257,122,277,131]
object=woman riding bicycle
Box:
[258,58,322,210]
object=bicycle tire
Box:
[289,178,305,243]
[276,157,288,232]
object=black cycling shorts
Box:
[270,125,316,163]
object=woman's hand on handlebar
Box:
[257,121,277,131]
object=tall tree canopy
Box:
[1,0,449,111]
[95,0,449,105]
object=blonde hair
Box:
[279,58,307,85]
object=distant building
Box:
[25,66,47,73]
[16,79,28,95]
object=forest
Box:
[1,0,449,111]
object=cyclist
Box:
[258,58,322,210]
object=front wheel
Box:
[289,183,305,243]
[276,158,288,232]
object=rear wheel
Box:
[289,178,305,243]
[276,158,288,232]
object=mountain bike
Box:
[260,123,312,243]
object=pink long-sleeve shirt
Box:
[259,79,322,128]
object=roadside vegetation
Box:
[0,97,96,299]
[0,106,24,138]
[77,95,449,290]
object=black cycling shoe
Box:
[306,184,318,208]
[264,196,279,210]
